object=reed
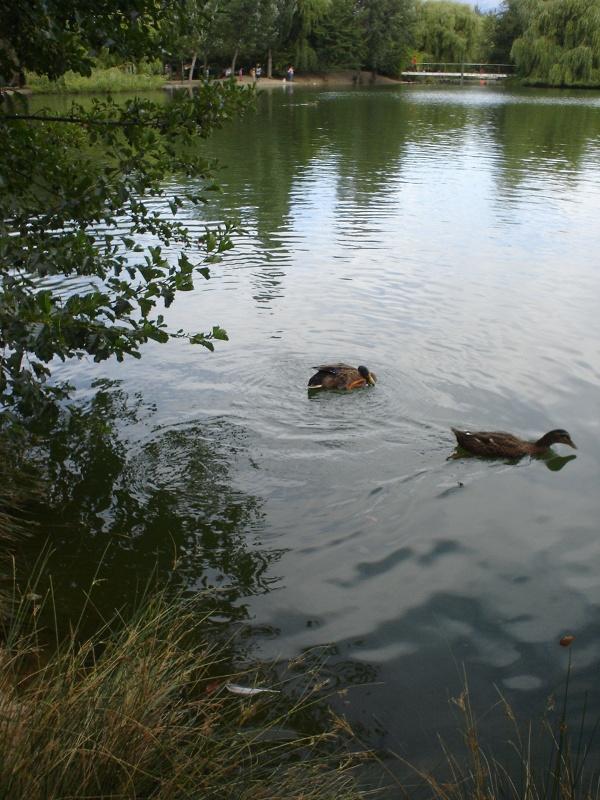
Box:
[396,656,600,800]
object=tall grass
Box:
[26,67,166,94]
[0,585,366,799]
[396,659,600,800]
[0,425,364,797]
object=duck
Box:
[451,427,577,459]
[308,363,376,391]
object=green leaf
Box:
[36,291,53,315]
[211,326,228,341]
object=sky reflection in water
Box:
[37,85,600,763]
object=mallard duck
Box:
[451,427,577,459]
[308,363,376,391]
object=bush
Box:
[26,66,166,94]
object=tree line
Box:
[162,0,600,86]
[3,1,598,88]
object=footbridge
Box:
[402,63,513,82]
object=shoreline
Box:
[20,70,405,96]
[17,69,600,96]
[165,70,405,90]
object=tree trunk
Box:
[188,52,197,84]
[231,46,239,74]
[267,47,273,79]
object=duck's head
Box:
[358,365,376,386]
[538,429,577,449]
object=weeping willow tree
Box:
[510,0,600,86]
[415,0,485,63]
[291,0,331,70]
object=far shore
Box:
[16,69,408,96]
[165,70,406,89]
[14,67,600,97]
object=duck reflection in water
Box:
[540,452,577,471]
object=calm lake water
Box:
[29,84,600,771]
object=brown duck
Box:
[308,363,376,391]
[451,428,577,459]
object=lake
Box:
[29,83,600,774]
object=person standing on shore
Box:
[286,65,294,82]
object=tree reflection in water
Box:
[19,380,282,634]
[2,380,394,765]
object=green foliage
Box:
[510,0,600,85]
[159,0,416,78]
[0,3,257,419]
[0,0,164,84]
[359,0,416,75]
[482,1,525,64]
[256,0,294,71]
[0,83,252,417]
[415,0,484,63]
[162,0,224,70]
[26,66,165,93]
[291,0,332,71]
[220,0,263,69]
[315,0,366,69]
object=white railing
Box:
[403,63,513,80]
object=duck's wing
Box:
[472,431,521,445]
[308,363,357,389]
[452,429,524,457]
[311,363,355,375]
